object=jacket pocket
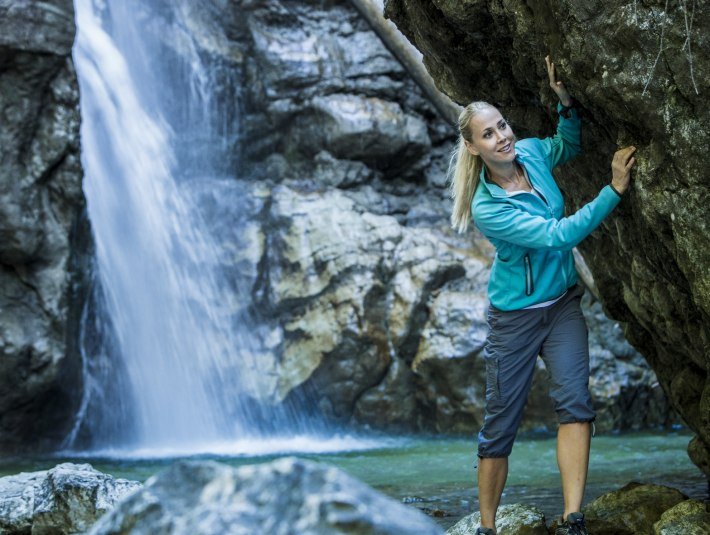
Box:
[524,253,534,296]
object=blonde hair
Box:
[448,101,495,233]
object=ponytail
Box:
[448,101,493,233]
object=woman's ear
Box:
[464,140,479,156]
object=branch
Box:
[346,0,462,125]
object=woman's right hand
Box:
[611,146,636,194]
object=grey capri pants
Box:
[477,283,595,459]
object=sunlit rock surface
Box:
[0,463,140,534]
[0,0,88,452]
[653,499,710,535]
[385,0,710,474]
[87,458,444,535]
[446,503,547,535]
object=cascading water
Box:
[67,0,329,454]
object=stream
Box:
[4,429,707,529]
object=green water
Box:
[3,430,707,529]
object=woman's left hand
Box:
[545,55,572,107]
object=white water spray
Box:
[70,0,291,450]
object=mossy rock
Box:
[653,499,710,534]
[583,482,687,535]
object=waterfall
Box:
[68,0,322,453]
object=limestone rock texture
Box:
[0,0,88,452]
[87,458,444,535]
[580,481,710,535]
[582,481,688,535]
[0,462,140,534]
[385,0,710,473]
[446,503,547,535]
[653,499,710,535]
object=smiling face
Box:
[463,106,516,167]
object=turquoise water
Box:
[3,430,706,529]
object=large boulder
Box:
[384,0,710,474]
[0,0,89,452]
[0,463,140,534]
[582,481,687,535]
[88,458,444,534]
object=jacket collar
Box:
[478,152,531,199]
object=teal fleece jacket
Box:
[472,103,621,311]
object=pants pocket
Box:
[486,356,500,401]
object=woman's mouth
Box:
[498,142,512,153]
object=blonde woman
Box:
[449,56,636,535]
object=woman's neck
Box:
[485,160,519,186]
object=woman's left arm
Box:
[539,56,581,169]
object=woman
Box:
[449,56,636,535]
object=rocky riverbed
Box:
[1,441,708,534]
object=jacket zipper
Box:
[524,253,534,296]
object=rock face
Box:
[446,503,547,535]
[88,458,444,535]
[583,481,688,535]
[384,0,710,474]
[0,0,88,452]
[0,463,141,534]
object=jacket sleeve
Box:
[474,185,621,251]
[536,102,582,170]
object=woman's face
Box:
[464,106,516,166]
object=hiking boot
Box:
[475,528,496,535]
[555,511,588,535]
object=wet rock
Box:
[263,183,487,427]
[653,499,710,535]
[0,463,141,534]
[87,458,444,534]
[287,94,431,175]
[385,0,710,475]
[240,0,436,180]
[583,481,687,534]
[446,503,547,535]
[0,0,88,453]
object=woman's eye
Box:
[500,122,507,129]
[483,132,492,138]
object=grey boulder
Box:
[0,462,141,534]
[446,503,547,535]
[88,457,444,534]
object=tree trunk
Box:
[347,0,462,125]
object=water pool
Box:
[3,430,707,529]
